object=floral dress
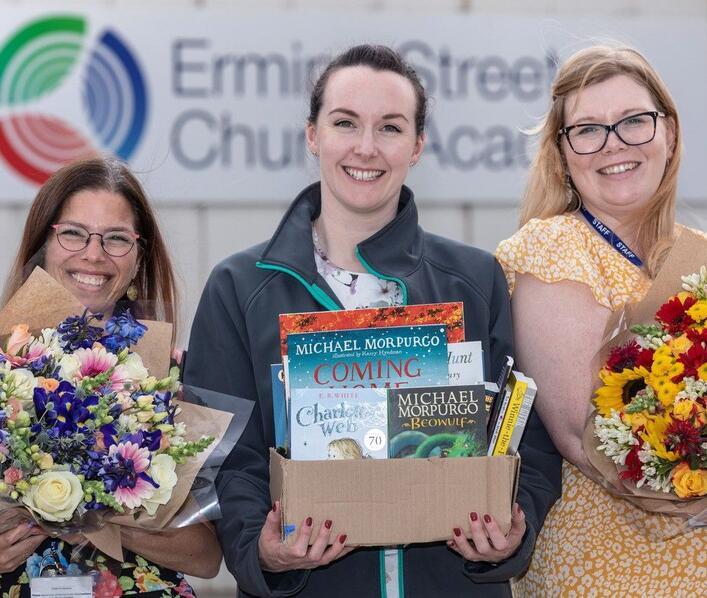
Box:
[0,538,196,598]
[496,214,707,597]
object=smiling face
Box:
[562,74,675,223]
[43,189,140,315]
[306,65,425,221]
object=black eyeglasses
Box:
[558,111,666,155]
[52,223,140,257]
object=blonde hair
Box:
[520,45,680,278]
[327,438,363,459]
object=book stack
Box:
[272,302,535,460]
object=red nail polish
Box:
[470,512,478,522]
[339,534,347,544]
[483,514,492,524]
[271,503,277,513]
[325,520,332,529]
[453,527,461,537]
[306,517,312,527]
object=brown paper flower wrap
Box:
[581,229,707,536]
[0,267,239,560]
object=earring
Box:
[126,281,138,302]
[409,161,416,167]
[565,174,581,209]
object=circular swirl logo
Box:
[0,15,148,185]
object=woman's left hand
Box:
[447,502,525,563]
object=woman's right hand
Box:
[258,502,353,572]
[0,510,47,573]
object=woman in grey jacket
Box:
[184,45,561,598]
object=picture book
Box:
[388,384,487,458]
[486,355,514,434]
[488,371,537,456]
[286,324,450,393]
[289,388,388,460]
[279,302,464,357]
[447,341,484,385]
[271,363,287,448]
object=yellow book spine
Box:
[492,379,527,455]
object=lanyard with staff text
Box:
[579,206,643,268]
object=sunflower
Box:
[641,414,680,461]
[594,366,649,417]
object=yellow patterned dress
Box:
[496,214,707,597]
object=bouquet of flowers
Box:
[0,309,213,526]
[0,267,249,559]
[583,230,707,532]
[593,267,706,499]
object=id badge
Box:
[30,575,93,597]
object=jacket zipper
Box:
[355,247,409,306]
[255,262,341,311]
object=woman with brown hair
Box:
[0,156,221,596]
[496,45,706,595]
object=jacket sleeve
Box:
[463,260,562,583]
[183,263,309,597]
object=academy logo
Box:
[0,15,148,185]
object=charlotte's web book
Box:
[388,384,487,458]
[279,302,464,357]
[289,388,388,460]
[286,324,449,393]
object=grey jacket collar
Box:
[259,182,422,284]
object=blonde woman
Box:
[496,45,706,595]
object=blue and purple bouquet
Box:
[0,309,213,526]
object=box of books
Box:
[269,303,527,546]
[269,448,519,546]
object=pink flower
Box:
[94,570,123,598]
[107,441,156,509]
[75,345,118,378]
[5,324,30,355]
[0,324,49,367]
[6,398,23,421]
[3,466,23,485]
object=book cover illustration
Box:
[279,302,464,357]
[289,388,388,460]
[388,384,487,458]
[286,324,449,392]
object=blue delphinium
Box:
[101,309,147,352]
[57,310,103,351]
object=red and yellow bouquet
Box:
[583,230,707,528]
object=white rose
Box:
[58,354,81,381]
[22,471,83,522]
[121,353,148,383]
[142,454,178,516]
[6,368,36,403]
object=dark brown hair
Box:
[3,156,178,337]
[308,44,428,135]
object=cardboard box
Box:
[269,449,520,545]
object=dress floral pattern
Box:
[496,214,707,597]
[0,538,196,597]
[313,227,403,308]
